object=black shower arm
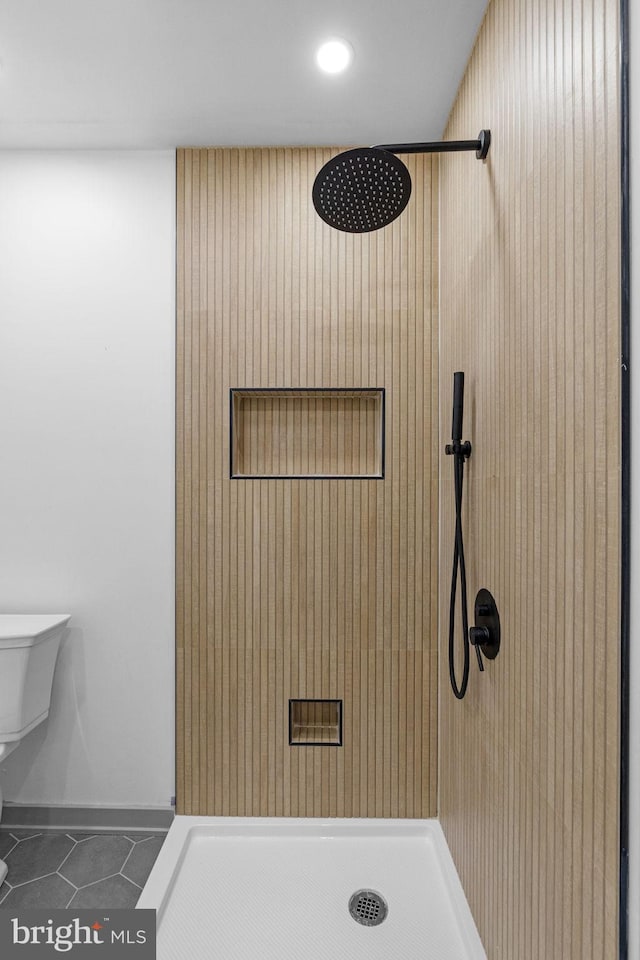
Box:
[374,139,477,153]
[373,129,491,161]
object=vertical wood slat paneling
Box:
[176,148,439,818]
[438,0,621,957]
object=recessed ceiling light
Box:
[316,38,354,75]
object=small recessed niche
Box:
[289,699,343,746]
[230,388,384,479]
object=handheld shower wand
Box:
[451,371,465,445]
[445,372,483,699]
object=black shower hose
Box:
[448,449,483,699]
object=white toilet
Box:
[0,614,70,884]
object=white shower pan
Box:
[137,817,486,960]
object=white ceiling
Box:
[0,0,488,149]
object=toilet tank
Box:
[0,615,70,742]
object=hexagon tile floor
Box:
[0,830,166,909]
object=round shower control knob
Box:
[469,626,491,645]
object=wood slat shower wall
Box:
[439,0,621,957]
[176,148,439,817]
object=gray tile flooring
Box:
[0,830,166,909]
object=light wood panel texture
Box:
[177,148,439,817]
[439,0,621,957]
[231,389,384,478]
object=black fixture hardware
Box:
[312,131,491,233]
[444,440,472,459]
[469,589,501,661]
[374,129,491,161]
[445,374,499,699]
[445,371,481,699]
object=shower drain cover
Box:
[348,889,388,926]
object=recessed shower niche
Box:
[230,388,385,479]
[289,699,343,746]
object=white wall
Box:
[630,0,639,952]
[0,151,175,809]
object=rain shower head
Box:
[312,130,491,234]
[312,147,412,235]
